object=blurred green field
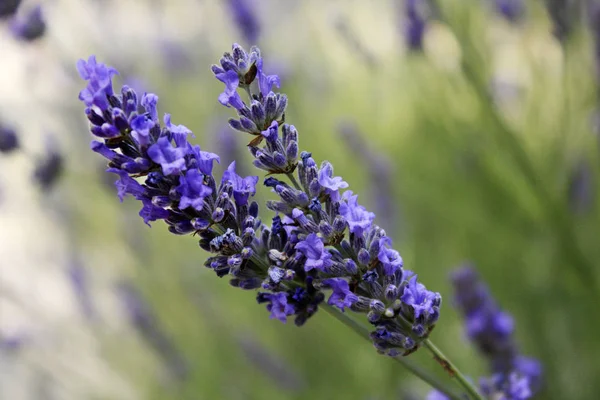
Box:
[43,1,600,399]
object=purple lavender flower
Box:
[317,162,348,202]
[83,43,443,358]
[0,0,21,18]
[139,197,170,226]
[10,5,45,41]
[177,169,213,211]
[33,138,63,191]
[295,233,333,272]
[452,266,517,372]
[216,70,245,110]
[338,191,375,236]
[495,0,524,22]
[256,57,280,98]
[377,236,403,275]
[401,275,439,319]
[480,372,533,400]
[147,136,188,176]
[0,124,19,153]
[264,292,295,323]
[451,265,542,398]
[226,0,260,45]
[403,0,426,51]
[212,43,441,354]
[322,278,358,311]
[425,391,449,400]
[77,56,119,111]
[107,168,145,201]
[222,161,258,206]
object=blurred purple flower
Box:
[10,5,45,41]
[0,0,21,18]
[226,0,260,44]
[0,124,19,153]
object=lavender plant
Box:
[494,0,523,22]
[226,0,260,45]
[401,0,427,51]
[76,43,508,399]
[10,5,45,41]
[429,266,542,399]
[0,123,19,154]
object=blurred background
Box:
[1,0,599,399]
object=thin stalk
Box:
[322,304,463,400]
[286,172,302,190]
[423,339,484,400]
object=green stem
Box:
[321,304,463,400]
[243,85,253,101]
[286,172,302,190]
[423,339,485,400]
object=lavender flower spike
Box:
[212,43,442,356]
[226,0,260,45]
[402,0,427,51]
[80,44,483,399]
[450,265,542,398]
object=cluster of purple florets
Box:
[211,44,442,355]
[77,43,441,356]
[428,266,542,399]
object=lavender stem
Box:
[322,304,462,400]
[423,339,485,400]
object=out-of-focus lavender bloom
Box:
[226,0,260,44]
[116,282,189,381]
[568,160,594,214]
[334,16,378,69]
[10,5,45,41]
[452,266,517,372]
[238,335,305,392]
[0,0,21,18]
[0,332,27,352]
[337,121,398,237]
[401,0,427,51]
[495,0,524,22]
[67,260,96,320]
[0,124,19,154]
[32,139,63,191]
[451,265,542,398]
[425,390,449,400]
